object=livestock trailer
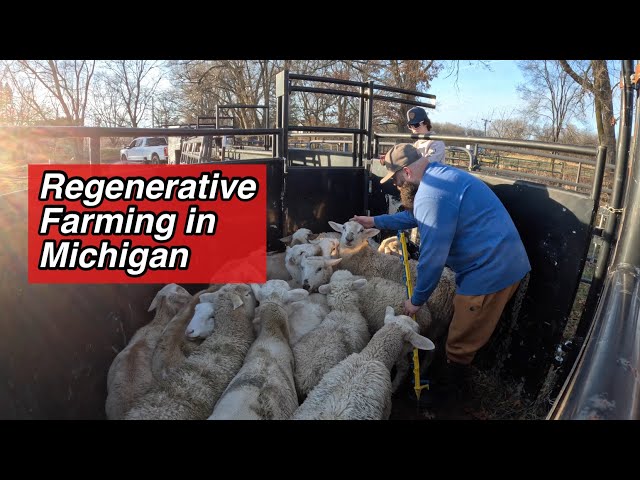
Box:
[1,63,638,419]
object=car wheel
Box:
[151,154,160,165]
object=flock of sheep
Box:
[105,221,457,420]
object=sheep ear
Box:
[318,284,332,294]
[408,331,435,351]
[199,292,217,303]
[326,258,342,267]
[307,233,320,241]
[328,221,342,233]
[280,235,293,245]
[230,293,244,310]
[384,305,395,319]
[250,283,262,302]
[351,278,368,291]
[286,289,309,303]
[149,283,182,311]
[308,238,321,245]
[364,228,380,239]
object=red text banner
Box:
[28,164,267,284]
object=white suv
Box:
[120,137,168,164]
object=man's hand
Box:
[379,153,386,166]
[404,299,421,316]
[350,215,375,228]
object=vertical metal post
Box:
[473,143,478,169]
[89,136,100,165]
[610,60,639,269]
[275,70,290,162]
[215,105,219,129]
[364,81,375,167]
[356,86,365,167]
[578,61,635,336]
[575,162,582,191]
[590,146,608,201]
[265,106,270,151]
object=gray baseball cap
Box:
[380,143,421,184]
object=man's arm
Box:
[373,210,418,231]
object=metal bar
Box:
[282,71,290,164]
[548,264,640,420]
[357,85,365,167]
[290,133,354,138]
[372,94,436,109]
[289,126,365,134]
[590,146,608,201]
[478,165,596,190]
[216,104,268,109]
[373,83,436,100]
[89,137,100,165]
[215,106,219,130]
[365,81,374,167]
[375,133,598,155]
[289,73,367,88]
[0,126,280,138]
[482,144,602,165]
[290,85,362,98]
[611,60,640,269]
[577,61,635,338]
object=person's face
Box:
[391,168,408,188]
[408,121,429,135]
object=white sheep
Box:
[330,220,415,284]
[292,272,370,400]
[125,287,256,420]
[293,306,435,420]
[285,243,321,285]
[105,283,191,420]
[328,269,452,393]
[149,283,223,382]
[279,228,314,246]
[186,283,257,340]
[208,280,308,419]
[266,251,292,281]
[300,255,342,292]
[378,236,402,257]
[330,220,455,334]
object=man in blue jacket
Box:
[351,143,531,403]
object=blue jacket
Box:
[374,161,531,306]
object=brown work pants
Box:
[446,278,523,365]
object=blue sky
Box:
[428,60,598,133]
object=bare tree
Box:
[517,60,585,143]
[485,108,535,140]
[5,60,95,161]
[99,60,162,127]
[558,60,617,163]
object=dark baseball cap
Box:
[380,143,422,184]
[407,107,429,125]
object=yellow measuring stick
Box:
[398,231,429,401]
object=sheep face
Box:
[185,285,254,340]
[328,220,379,250]
[185,302,216,340]
[383,306,436,351]
[318,276,367,309]
[300,256,342,292]
[285,243,321,281]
